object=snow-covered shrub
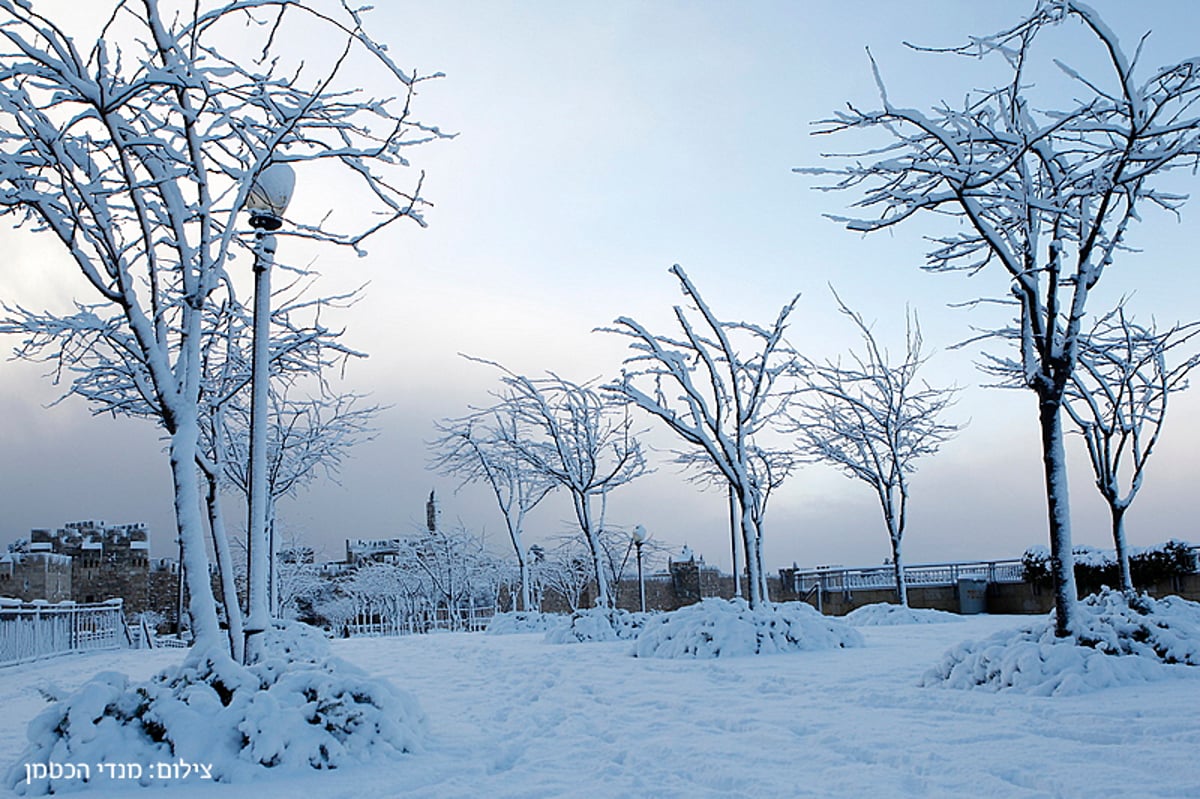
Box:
[7,621,425,794]
[485,611,566,635]
[1131,540,1197,585]
[843,603,963,626]
[1021,541,1198,590]
[632,598,865,659]
[543,607,649,644]
[1021,545,1117,589]
[922,589,1200,696]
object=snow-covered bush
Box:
[632,598,865,659]
[1132,540,1198,585]
[922,590,1200,696]
[1021,541,1197,590]
[485,611,566,635]
[7,621,425,794]
[1021,545,1116,588]
[843,603,963,626]
[543,607,649,644]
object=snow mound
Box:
[844,603,964,626]
[485,611,566,635]
[7,621,425,794]
[543,607,649,644]
[922,590,1200,696]
[632,598,865,659]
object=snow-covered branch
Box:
[799,0,1200,636]
[791,290,961,605]
[602,265,800,608]
[467,357,648,609]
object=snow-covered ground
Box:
[3,613,1199,798]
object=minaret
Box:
[426,489,440,533]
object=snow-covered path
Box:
[3,614,1198,798]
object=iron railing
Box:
[791,558,1026,595]
[0,599,129,667]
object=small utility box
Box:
[957,578,988,614]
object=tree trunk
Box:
[740,499,764,608]
[575,493,610,608]
[891,537,908,607]
[204,468,245,663]
[167,414,223,652]
[516,554,530,612]
[728,484,743,599]
[756,530,769,603]
[1039,394,1079,637]
[1111,504,1133,593]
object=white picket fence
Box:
[0,599,130,667]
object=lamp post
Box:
[632,525,647,613]
[243,162,295,663]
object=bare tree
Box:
[431,406,555,611]
[0,1,442,656]
[1062,309,1198,591]
[603,265,799,608]
[538,539,593,613]
[188,286,377,655]
[799,2,1200,635]
[792,291,960,606]
[476,360,647,609]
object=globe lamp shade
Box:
[246,163,296,231]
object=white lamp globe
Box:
[246,162,296,231]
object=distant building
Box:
[345,537,405,566]
[0,551,72,603]
[7,521,179,618]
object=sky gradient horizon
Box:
[2,0,1200,575]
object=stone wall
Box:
[16,521,168,615]
[0,553,72,603]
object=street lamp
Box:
[632,525,647,614]
[243,162,295,661]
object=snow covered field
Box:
[3,613,1198,798]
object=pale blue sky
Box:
[2,1,1199,572]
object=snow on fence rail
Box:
[792,559,1026,595]
[347,605,496,637]
[0,598,130,667]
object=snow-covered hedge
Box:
[843,603,963,626]
[543,607,649,644]
[632,598,865,659]
[7,621,425,794]
[922,590,1200,696]
[1021,540,1197,589]
[485,611,566,635]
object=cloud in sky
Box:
[2,0,1200,572]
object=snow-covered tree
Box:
[800,2,1200,635]
[224,386,380,614]
[400,524,498,631]
[603,265,800,608]
[274,554,325,621]
[476,360,647,609]
[188,286,375,656]
[983,306,1200,593]
[538,539,593,613]
[0,1,440,657]
[792,291,960,606]
[1067,311,1200,592]
[431,406,555,611]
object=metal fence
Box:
[346,605,496,637]
[0,599,130,667]
[792,559,1026,595]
